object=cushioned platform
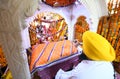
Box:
[27,40,82,79]
[32,53,81,79]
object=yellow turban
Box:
[82,31,116,61]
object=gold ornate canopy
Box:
[29,12,68,46]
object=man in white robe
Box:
[55,31,115,79]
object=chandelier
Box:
[42,0,76,7]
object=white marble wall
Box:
[0,0,39,79]
[0,0,108,79]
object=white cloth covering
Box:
[55,60,114,79]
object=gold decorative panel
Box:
[29,12,68,46]
[0,45,7,68]
[74,15,89,42]
[97,0,120,62]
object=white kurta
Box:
[55,60,114,79]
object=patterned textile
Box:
[30,40,77,73]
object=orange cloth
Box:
[30,40,77,71]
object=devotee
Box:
[55,31,116,79]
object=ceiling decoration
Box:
[42,0,76,7]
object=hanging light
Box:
[53,1,59,7]
[42,0,76,7]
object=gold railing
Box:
[97,0,120,73]
[97,0,120,62]
[108,0,120,15]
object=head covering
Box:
[82,31,115,61]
